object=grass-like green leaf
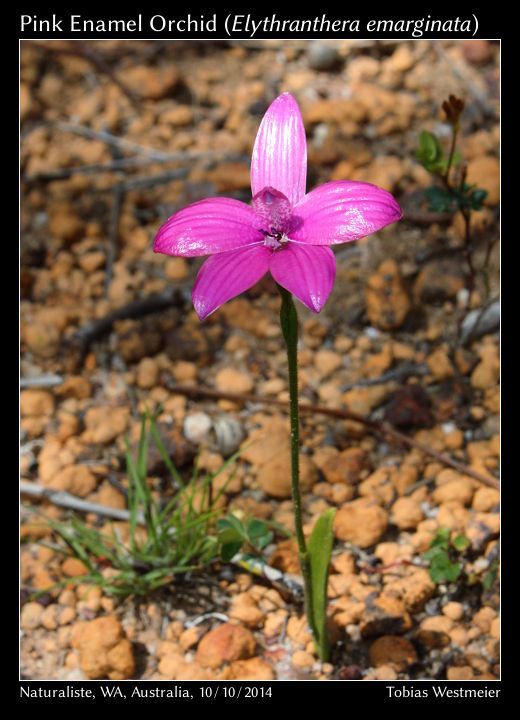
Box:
[307,507,336,658]
[482,559,499,591]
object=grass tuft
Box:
[24,408,243,598]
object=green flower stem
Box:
[277,284,321,653]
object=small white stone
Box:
[457,287,470,309]
[364,326,381,339]
[184,412,212,444]
[346,624,361,642]
[313,123,329,147]
[473,557,490,572]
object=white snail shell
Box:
[211,416,245,456]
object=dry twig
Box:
[20,374,64,389]
[167,383,499,490]
[66,289,185,366]
[340,361,429,392]
[20,481,143,523]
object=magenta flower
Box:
[154,93,402,320]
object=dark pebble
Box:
[308,43,342,71]
[36,593,54,607]
[336,665,363,680]
[385,385,434,429]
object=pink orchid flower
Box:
[154,93,402,320]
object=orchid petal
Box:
[252,187,292,232]
[290,181,402,245]
[269,244,336,313]
[192,245,271,320]
[154,197,263,257]
[251,93,307,208]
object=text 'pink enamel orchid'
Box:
[154,92,402,319]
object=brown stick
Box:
[52,120,178,160]
[65,289,185,367]
[167,383,499,490]
[21,154,187,183]
[104,187,123,294]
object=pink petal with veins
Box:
[251,93,307,208]
[153,197,263,257]
[192,245,271,320]
[290,181,402,245]
[269,244,336,313]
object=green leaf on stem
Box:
[218,514,245,536]
[416,131,447,173]
[307,507,336,659]
[417,131,441,163]
[430,526,451,546]
[217,527,243,545]
[430,555,461,583]
[425,185,459,213]
[482,559,499,591]
[451,534,470,552]
[247,519,269,539]
[253,531,274,550]
[469,188,488,210]
[220,541,243,562]
[422,547,443,561]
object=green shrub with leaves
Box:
[415,94,498,344]
[416,95,488,216]
[422,526,470,583]
[415,95,487,210]
[217,515,275,562]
